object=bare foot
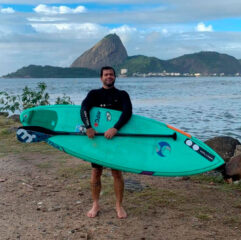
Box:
[116,206,127,219]
[87,205,100,218]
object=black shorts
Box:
[91,163,103,169]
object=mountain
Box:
[115,51,241,76]
[70,34,128,70]
[115,55,178,76]
[2,65,98,78]
[3,34,241,78]
[168,51,241,75]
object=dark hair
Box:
[100,66,116,77]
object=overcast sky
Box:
[1,0,241,76]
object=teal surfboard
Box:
[19,105,224,176]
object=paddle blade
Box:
[16,127,51,143]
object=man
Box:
[81,66,132,219]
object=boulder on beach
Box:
[225,154,241,181]
[234,145,241,157]
[205,136,240,162]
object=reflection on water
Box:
[0,77,240,141]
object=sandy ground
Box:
[0,117,241,240]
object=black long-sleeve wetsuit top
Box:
[81,87,132,130]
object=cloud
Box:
[30,22,107,38]
[27,17,66,22]
[196,22,213,32]
[110,25,137,43]
[0,7,15,14]
[34,4,86,15]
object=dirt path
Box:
[0,117,240,240]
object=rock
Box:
[224,154,241,181]
[205,136,240,162]
[124,178,145,192]
[70,34,128,70]
[174,176,190,181]
[0,178,7,182]
[22,182,34,189]
[234,145,241,157]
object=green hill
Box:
[3,65,98,78]
[168,51,241,75]
[115,51,241,76]
[115,55,177,76]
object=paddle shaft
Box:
[59,131,177,139]
[19,126,177,140]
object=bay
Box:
[0,77,240,142]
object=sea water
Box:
[0,77,240,141]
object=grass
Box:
[36,162,53,169]
[125,187,188,216]
[191,174,225,184]
[190,174,241,191]
[196,213,213,221]
[232,202,241,209]
[58,164,91,179]
[223,216,241,226]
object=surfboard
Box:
[18,105,224,176]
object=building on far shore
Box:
[119,68,128,77]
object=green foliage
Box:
[0,82,73,113]
[21,82,50,109]
[115,55,177,76]
[0,92,21,113]
[55,94,73,105]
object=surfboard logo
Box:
[106,112,111,121]
[156,142,171,157]
[185,139,215,162]
[16,129,37,143]
[94,111,101,127]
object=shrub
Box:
[0,82,73,114]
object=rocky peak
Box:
[70,34,128,70]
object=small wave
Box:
[224,112,235,118]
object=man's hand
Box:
[86,128,96,138]
[104,128,118,139]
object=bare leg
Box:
[111,169,127,219]
[87,167,103,218]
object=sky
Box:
[1,0,241,76]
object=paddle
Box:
[16,126,177,143]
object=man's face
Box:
[101,69,116,88]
